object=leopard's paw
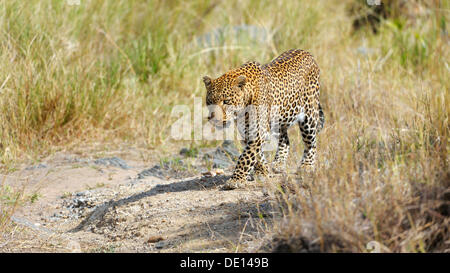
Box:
[254,168,269,177]
[220,178,245,190]
[297,163,315,174]
[254,162,269,177]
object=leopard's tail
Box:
[317,103,325,132]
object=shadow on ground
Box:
[69,175,230,232]
[164,199,274,251]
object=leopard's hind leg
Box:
[272,126,290,173]
[298,67,323,171]
[298,114,317,171]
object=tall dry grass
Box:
[0,0,448,251]
[265,1,449,252]
[0,177,22,238]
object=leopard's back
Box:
[261,49,321,128]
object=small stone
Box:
[147,236,164,244]
[155,241,167,249]
[137,165,165,180]
[179,148,189,155]
[25,163,48,170]
[93,157,130,170]
[202,171,215,177]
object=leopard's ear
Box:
[203,76,212,88]
[236,75,246,88]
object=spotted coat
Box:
[203,49,324,189]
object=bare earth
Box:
[1,147,274,252]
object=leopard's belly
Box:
[278,104,305,128]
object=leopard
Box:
[203,49,324,190]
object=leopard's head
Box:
[203,73,247,128]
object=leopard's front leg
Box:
[253,151,269,176]
[221,140,262,190]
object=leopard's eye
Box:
[223,99,231,105]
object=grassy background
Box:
[0,0,448,252]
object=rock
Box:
[60,190,98,220]
[137,158,192,180]
[155,241,167,249]
[212,157,232,168]
[147,236,164,244]
[73,197,94,208]
[179,148,189,156]
[222,140,240,157]
[202,169,225,177]
[73,191,93,199]
[137,165,165,179]
[93,157,130,169]
[202,171,215,177]
[203,141,240,169]
[25,163,48,170]
[179,147,198,157]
